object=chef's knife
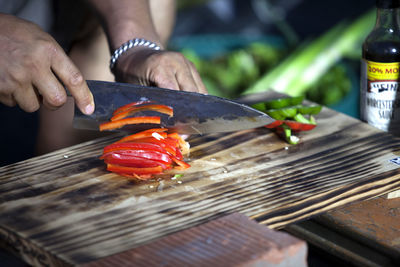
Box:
[72,80,275,134]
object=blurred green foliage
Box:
[182,42,351,106]
[178,8,375,108]
[182,43,287,98]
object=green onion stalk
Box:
[242,9,375,97]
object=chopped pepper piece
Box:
[100,101,191,179]
[102,142,169,155]
[297,105,322,115]
[99,116,161,131]
[115,128,168,143]
[251,95,322,144]
[263,96,304,110]
[103,149,173,164]
[110,104,173,121]
[121,136,178,156]
[171,156,191,170]
[103,153,171,169]
[106,164,164,176]
[112,100,154,116]
[293,113,316,125]
[265,120,316,131]
[266,107,298,120]
[276,124,300,145]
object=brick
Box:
[82,213,307,267]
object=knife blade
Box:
[72,80,275,134]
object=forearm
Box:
[85,0,206,94]
[86,0,176,51]
[149,0,176,45]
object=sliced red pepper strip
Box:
[118,173,154,180]
[102,150,172,164]
[112,100,154,116]
[107,164,164,175]
[167,132,185,145]
[265,120,316,131]
[99,116,161,131]
[103,153,171,169]
[171,156,191,170]
[284,121,316,131]
[102,142,169,155]
[120,137,177,156]
[110,104,174,121]
[167,133,190,155]
[101,101,191,178]
[164,137,179,147]
[175,146,183,160]
[115,128,168,143]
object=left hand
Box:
[114,47,208,94]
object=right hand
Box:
[115,48,208,94]
[0,14,94,114]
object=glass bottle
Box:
[361,0,400,135]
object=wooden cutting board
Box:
[1,103,400,266]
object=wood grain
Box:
[1,105,400,266]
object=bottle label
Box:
[360,59,400,134]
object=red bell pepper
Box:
[102,142,169,155]
[171,156,191,170]
[174,146,183,160]
[115,128,168,143]
[167,132,190,155]
[99,116,161,131]
[112,100,154,116]
[103,149,173,164]
[164,136,179,147]
[100,101,191,179]
[110,104,173,121]
[265,120,316,131]
[106,164,164,175]
[103,153,171,169]
[167,132,186,146]
[121,137,178,156]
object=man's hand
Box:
[87,0,208,94]
[0,14,94,114]
[114,48,208,94]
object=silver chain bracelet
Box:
[109,38,161,72]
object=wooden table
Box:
[1,101,400,266]
[285,195,400,267]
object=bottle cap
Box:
[377,0,400,8]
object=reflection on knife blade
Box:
[73,80,275,134]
